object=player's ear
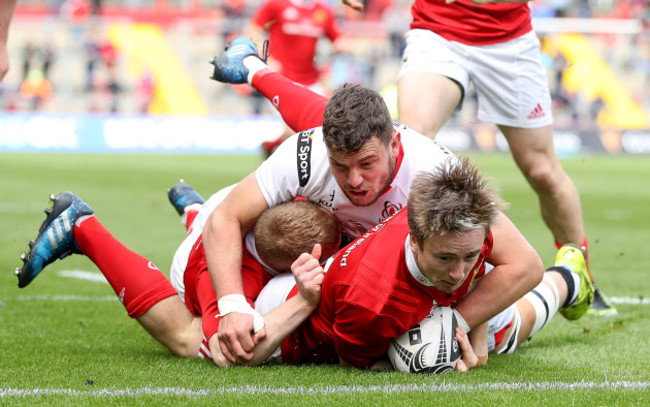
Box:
[390,129,400,160]
[409,234,420,256]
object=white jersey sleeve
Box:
[256,128,335,208]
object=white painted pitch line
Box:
[1,381,648,397]
[610,297,650,304]
[58,270,108,283]
[13,295,649,305]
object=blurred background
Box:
[1,0,649,154]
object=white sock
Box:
[566,270,581,306]
[523,273,561,339]
[243,56,269,85]
[75,214,94,226]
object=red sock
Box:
[252,69,328,132]
[74,216,178,318]
[555,237,592,281]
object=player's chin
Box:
[436,281,460,292]
[345,190,377,207]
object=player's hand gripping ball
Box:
[388,306,462,374]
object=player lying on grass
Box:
[15,191,341,367]
[14,158,592,371]
[249,157,593,370]
[203,37,541,365]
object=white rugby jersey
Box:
[256,122,457,241]
[170,184,279,298]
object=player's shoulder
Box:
[393,121,457,164]
[258,127,329,186]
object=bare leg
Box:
[397,71,461,137]
[500,124,585,245]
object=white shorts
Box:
[253,273,298,363]
[254,273,296,316]
[169,186,236,301]
[487,303,517,353]
[398,29,553,128]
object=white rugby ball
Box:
[388,306,462,374]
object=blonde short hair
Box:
[254,200,341,272]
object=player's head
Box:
[322,84,399,207]
[254,200,342,273]
[407,157,506,292]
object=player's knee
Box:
[164,331,201,358]
[523,163,558,194]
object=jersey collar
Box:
[404,234,433,287]
[379,129,404,197]
[393,130,405,184]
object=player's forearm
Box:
[0,0,17,39]
[203,209,245,298]
[247,296,316,366]
[456,258,542,329]
[0,0,17,80]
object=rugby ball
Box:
[388,306,462,374]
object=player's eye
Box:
[465,253,480,261]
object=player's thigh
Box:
[398,72,461,135]
[397,29,466,135]
[500,124,560,176]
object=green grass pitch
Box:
[0,152,648,406]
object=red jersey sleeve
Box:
[251,0,278,29]
[323,8,341,43]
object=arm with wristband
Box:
[208,245,325,367]
[203,172,271,364]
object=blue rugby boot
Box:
[167,179,205,216]
[209,37,266,84]
[16,191,94,288]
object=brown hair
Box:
[254,200,341,272]
[322,84,394,153]
[407,156,507,245]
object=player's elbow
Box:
[520,249,544,291]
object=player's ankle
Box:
[244,57,269,85]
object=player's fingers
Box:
[218,337,236,364]
[292,252,315,271]
[341,0,364,12]
[311,243,322,260]
[455,326,479,369]
[455,359,468,372]
[237,329,257,353]
[312,272,325,286]
[230,337,254,364]
[253,327,267,344]
[456,327,471,352]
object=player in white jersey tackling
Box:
[207,37,542,365]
